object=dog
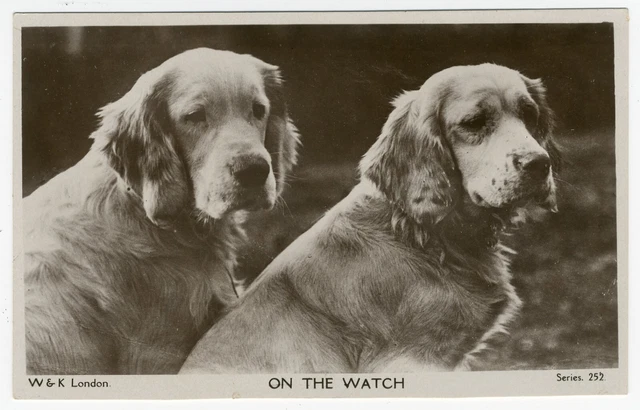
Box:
[23,48,299,374]
[180,63,560,373]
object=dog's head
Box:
[91,48,299,228]
[361,63,559,225]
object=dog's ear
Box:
[259,63,300,196]
[522,75,562,173]
[90,69,189,228]
[360,90,460,225]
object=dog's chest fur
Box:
[290,189,523,371]
[24,155,240,374]
[353,244,520,371]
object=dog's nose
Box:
[232,157,270,187]
[513,152,551,180]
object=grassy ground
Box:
[238,128,619,371]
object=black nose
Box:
[232,157,270,187]
[513,153,551,180]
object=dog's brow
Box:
[515,96,539,114]
[466,86,500,100]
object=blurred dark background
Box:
[22,24,618,370]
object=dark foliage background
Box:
[22,23,618,370]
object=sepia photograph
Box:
[13,10,628,399]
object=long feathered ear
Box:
[360,90,460,225]
[261,64,300,195]
[90,69,189,228]
[521,75,562,173]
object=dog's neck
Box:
[357,178,506,253]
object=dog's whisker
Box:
[277,197,295,218]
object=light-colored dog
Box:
[24,48,299,374]
[181,64,559,373]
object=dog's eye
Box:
[252,102,266,120]
[461,114,487,130]
[184,108,206,124]
[521,105,539,127]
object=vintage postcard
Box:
[13,9,628,399]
